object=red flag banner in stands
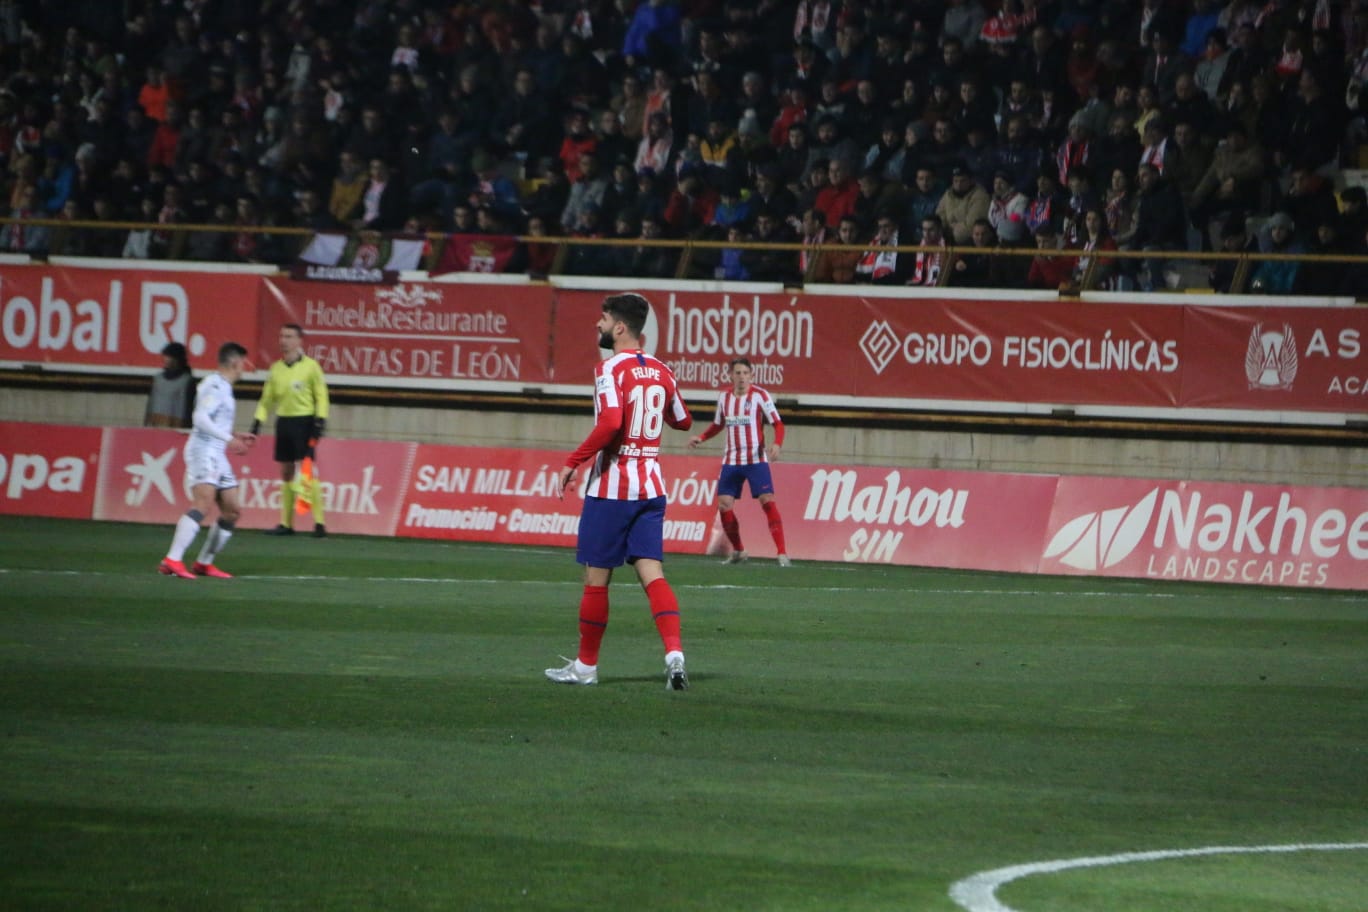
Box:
[1043,475,1368,591]
[1180,304,1368,411]
[432,234,520,275]
[0,422,102,519]
[292,231,429,283]
[550,289,1189,407]
[91,427,414,536]
[0,264,259,371]
[256,278,554,385]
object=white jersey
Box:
[189,373,237,450]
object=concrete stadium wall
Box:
[3,387,1361,490]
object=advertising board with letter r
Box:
[0,265,259,371]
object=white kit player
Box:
[688,357,791,565]
[158,341,256,579]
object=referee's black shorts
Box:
[273,416,317,463]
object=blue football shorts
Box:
[717,463,775,499]
[577,495,667,568]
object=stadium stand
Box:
[0,0,1365,293]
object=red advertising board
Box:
[1180,304,1368,412]
[550,288,851,393]
[1043,475,1368,590]
[717,462,1059,571]
[0,422,102,518]
[398,444,720,551]
[4,419,1365,590]
[551,289,1189,407]
[257,278,555,385]
[92,426,414,536]
[4,259,1361,416]
[0,265,260,370]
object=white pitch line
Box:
[949,842,1368,912]
[1,567,1362,602]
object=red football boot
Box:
[192,562,233,579]
[158,558,196,579]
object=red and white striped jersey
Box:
[711,385,782,465]
[570,349,691,500]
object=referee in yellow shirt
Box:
[252,323,331,537]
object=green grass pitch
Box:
[1,515,1365,911]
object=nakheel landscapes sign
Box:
[1044,478,1368,589]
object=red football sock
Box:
[762,500,787,555]
[577,585,609,666]
[720,508,744,551]
[645,578,682,654]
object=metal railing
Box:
[2,216,1365,298]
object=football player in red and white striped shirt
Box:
[688,357,790,566]
[547,293,695,690]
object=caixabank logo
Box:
[1043,483,1368,588]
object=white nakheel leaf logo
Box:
[1044,488,1159,570]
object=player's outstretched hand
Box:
[228,433,254,456]
[557,465,577,499]
[687,436,702,449]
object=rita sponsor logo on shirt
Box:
[1044,485,1368,588]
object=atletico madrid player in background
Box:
[688,357,790,566]
[546,293,695,690]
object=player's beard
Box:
[598,330,615,349]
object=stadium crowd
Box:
[2,0,1367,293]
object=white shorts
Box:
[183,439,238,490]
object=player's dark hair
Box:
[218,341,248,365]
[729,357,753,370]
[282,323,305,337]
[602,293,650,337]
